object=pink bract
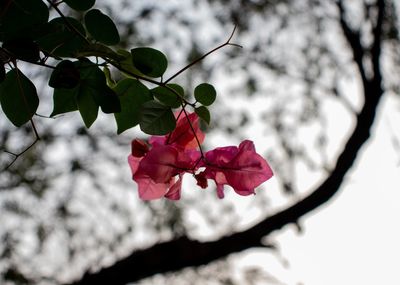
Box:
[128,112,273,200]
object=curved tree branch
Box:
[66,1,385,284]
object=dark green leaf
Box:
[51,88,78,117]
[84,9,120,45]
[64,0,96,11]
[0,65,5,83]
[76,43,124,61]
[35,17,86,58]
[115,49,145,78]
[0,0,49,41]
[131,47,168,78]
[114,79,152,134]
[140,101,176,135]
[103,66,115,87]
[194,83,216,106]
[2,38,40,62]
[49,60,81,89]
[151,84,183,108]
[50,59,116,126]
[0,69,39,127]
[77,86,99,128]
[96,87,121,114]
[195,106,211,125]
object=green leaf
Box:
[76,43,124,61]
[51,88,78,117]
[84,9,120,45]
[195,106,211,125]
[140,101,176,135]
[35,17,86,58]
[0,0,49,41]
[0,69,39,127]
[0,65,5,83]
[2,38,40,62]
[64,0,96,11]
[103,66,115,87]
[151,84,183,108]
[49,60,81,89]
[131,47,168,78]
[114,50,145,78]
[77,86,99,128]
[95,87,121,114]
[114,79,152,134]
[194,83,217,106]
[51,59,118,126]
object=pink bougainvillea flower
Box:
[138,145,199,183]
[198,140,273,198]
[128,138,201,200]
[131,139,149,157]
[128,112,273,200]
[149,112,204,150]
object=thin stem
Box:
[165,108,185,145]
[46,0,90,44]
[181,106,205,158]
[164,25,242,85]
[3,120,40,170]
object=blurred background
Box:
[1,0,400,284]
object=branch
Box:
[163,25,242,85]
[2,119,40,170]
[337,0,368,87]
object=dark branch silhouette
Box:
[66,1,386,284]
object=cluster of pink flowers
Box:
[128,112,273,200]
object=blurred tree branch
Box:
[65,1,386,284]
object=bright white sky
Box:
[231,94,400,285]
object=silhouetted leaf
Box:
[36,17,86,57]
[84,9,120,45]
[115,49,145,77]
[195,106,211,125]
[0,68,39,127]
[2,38,40,62]
[140,101,176,135]
[131,47,168,78]
[76,43,124,61]
[114,79,152,134]
[151,84,183,108]
[194,83,216,106]
[64,0,96,11]
[51,88,78,117]
[0,65,5,83]
[96,87,121,114]
[51,59,118,127]
[0,0,49,41]
[77,85,99,128]
[49,60,80,89]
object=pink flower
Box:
[198,140,273,198]
[149,112,204,150]
[128,112,273,200]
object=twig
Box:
[181,106,205,158]
[3,120,41,170]
[163,25,242,85]
[46,0,90,44]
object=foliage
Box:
[0,0,272,198]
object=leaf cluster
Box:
[0,0,219,136]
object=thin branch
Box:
[337,0,368,87]
[181,105,205,158]
[163,26,242,85]
[2,120,40,170]
[46,0,90,44]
